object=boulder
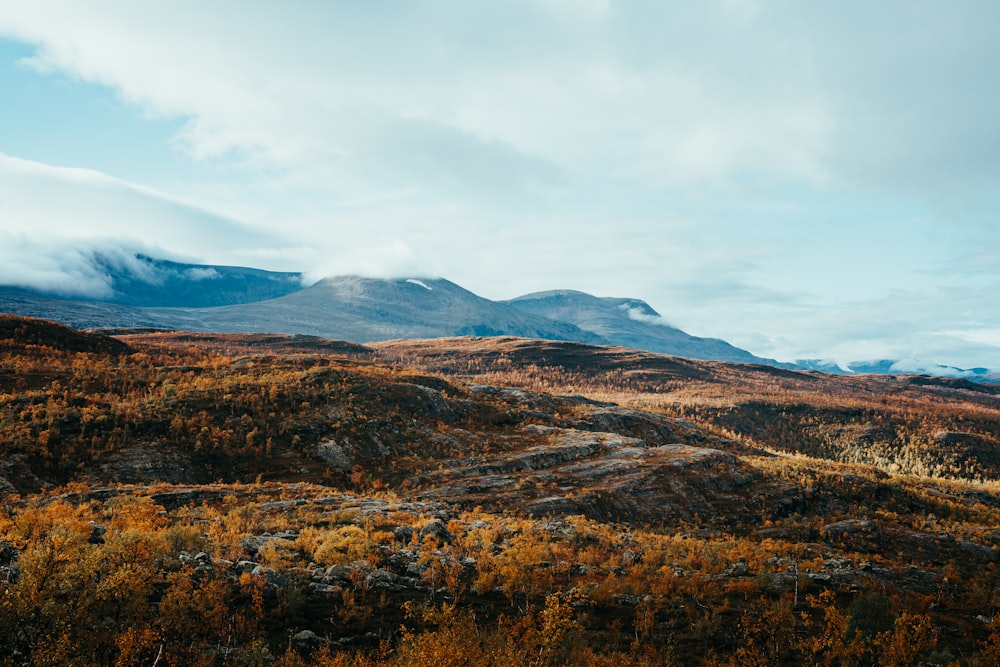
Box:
[418,519,453,544]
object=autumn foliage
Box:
[0,318,999,665]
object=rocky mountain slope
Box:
[507,289,782,364]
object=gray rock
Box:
[724,562,750,577]
[235,560,260,574]
[394,525,415,544]
[292,630,323,654]
[367,569,407,592]
[820,519,875,538]
[316,441,353,470]
[309,582,342,596]
[823,557,853,570]
[323,564,349,582]
[240,532,297,557]
[88,522,107,545]
[419,519,453,544]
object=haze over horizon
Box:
[2,2,999,370]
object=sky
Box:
[1,1,1000,369]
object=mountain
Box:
[796,358,1000,384]
[846,359,999,380]
[0,272,607,346]
[148,275,610,344]
[506,289,784,365]
[3,252,996,379]
[794,359,850,374]
[1,252,766,360]
[5,253,304,307]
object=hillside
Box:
[1,318,1000,664]
[374,337,1000,480]
[170,276,610,344]
[507,289,780,365]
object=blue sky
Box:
[1,1,999,370]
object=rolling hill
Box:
[1,316,999,664]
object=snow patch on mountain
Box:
[405,279,433,291]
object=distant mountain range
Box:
[0,252,996,380]
[795,358,999,383]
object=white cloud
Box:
[3,2,992,212]
[184,267,221,281]
[938,328,1000,348]
[302,239,433,285]
[0,238,171,297]
[670,282,1000,371]
[0,151,288,262]
[0,2,836,195]
[619,303,673,327]
[2,2,995,198]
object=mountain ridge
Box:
[0,253,780,365]
[1,252,995,378]
[506,288,786,366]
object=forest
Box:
[2,315,1000,665]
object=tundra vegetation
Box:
[1,316,1000,665]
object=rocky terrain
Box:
[1,317,1000,665]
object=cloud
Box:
[619,303,674,328]
[183,267,221,281]
[0,151,291,263]
[0,151,314,294]
[3,2,997,205]
[0,2,834,195]
[3,3,996,242]
[937,328,1000,348]
[668,281,1000,371]
[0,237,144,297]
[302,239,434,285]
